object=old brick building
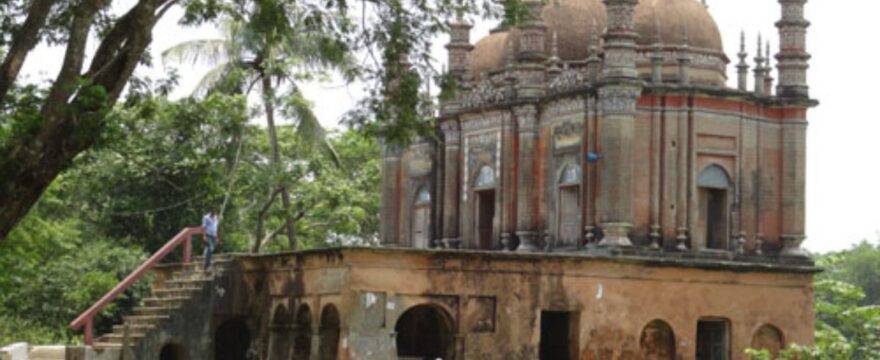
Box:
[79,0,819,359]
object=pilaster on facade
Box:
[776,0,810,98]
[514,104,541,252]
[379,139,404,246]
[440,120,462,248]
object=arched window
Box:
[318,305,341,360]
[751,324,785,357]
[412,186,432,249]
[395,304,455,360]
[214,318,251,360]
[293,304,313,360]
[697,165,732,250]
[269,305,292,360]
[557,165,582,248]
[639,319,676,360]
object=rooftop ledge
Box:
[231,246,820,274]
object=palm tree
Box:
[163,1,356,252]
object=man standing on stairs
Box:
[202,207,220,272]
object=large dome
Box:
[469,0,727,84]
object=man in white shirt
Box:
[202,208,220,271]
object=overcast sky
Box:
[18,0,880,253]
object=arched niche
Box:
[639,319,676,360]
[472,165,496,250]
[318,304,341,360]
[412,185,432,249]
[292,304,313,360]
[473,165,495,189]
[268,304,292,360]
[159,343,186,360]
[214,318,251,360]
[751,324,785,357]
[395,304,456,360]
[697,165,732,250]
[556,164,582,248]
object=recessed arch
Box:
[395,304,456,360]
[269,304,292,360]
[556,164,582,248]
[639,319,676,360]
[159,343,186,360]
[412,185,432,249]
[318,304,341,360]
[751,324,785,357]
[214,318,251,360]
[473,165,495,189]
[697,164,731,189]
[558,164,581,186]
[292,304,313,360]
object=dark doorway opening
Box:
[269,305,292,360]
[697,319,730,360]
[293,304,313,360]
[539,311,578,360]
[395,305,454,360]
[557,185,580,248]
[640,319,676,360]
[214,318,250,360]
[159,343,186,360]
[475,189,495,250]
[704,188,728,250]
[319,305,341,360]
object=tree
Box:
[0,0,187,239]
[163,2,357,251]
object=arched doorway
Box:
[292,304,313,360]
[318,304,341,360]
[159,343,186,360]
[639,319,676,360]
[214,318,251,360]
[473,165,496,250]
[395,304,455,360]
[697,165,732,250]
[412,186,432,249]
[269,305,293,360]
[751,324,785,357]
[556,165,581,249]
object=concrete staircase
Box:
[91,256,231,351]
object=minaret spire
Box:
[764,40,774,96]
[754,33,765,95]
[736,30,749,91]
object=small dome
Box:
[469,0,726,84]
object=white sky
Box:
[18,0,880,253]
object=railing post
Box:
[182,229,192,265]
[84,318,93,346]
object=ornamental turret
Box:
[776,0,810,98]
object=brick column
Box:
[515,105,540,252]
[780,116,808,257]
[597,0,641,247]
[440,120,461,248]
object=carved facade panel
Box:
[599,86,641,114]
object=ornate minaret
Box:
[597,0,641,247]
[753,34,765,95]
[737,31,749,91]
[586,21,602,83]
[777,0,811,257]
[515,0,548,98]
[776,0,810,98]
[445,17,473,80]
[514,0,545,252]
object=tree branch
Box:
[0,0,57,103]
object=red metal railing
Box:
[69,226,204,345]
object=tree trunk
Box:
[261,74,297,251]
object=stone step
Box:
[133,306,172,316]
[163,278,212,290]
[153,287,200,298]
[101,332,146,344]
[91,342,122,350]
[143,296,189,308]
[122,315,170,326]
[112,323,153,334]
